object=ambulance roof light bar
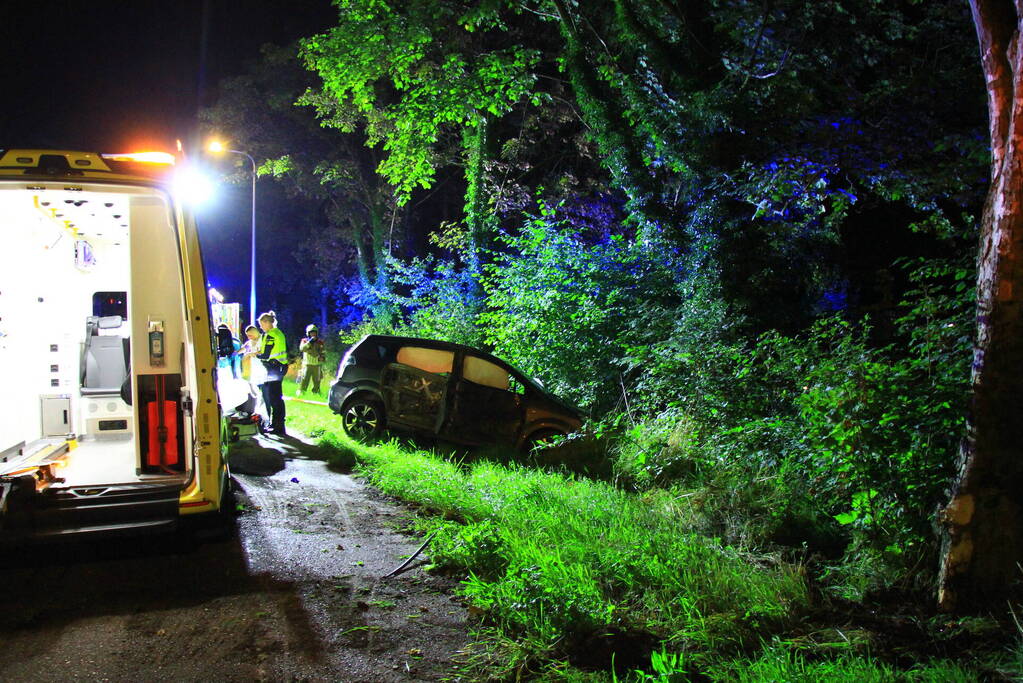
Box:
[100,151,176,165]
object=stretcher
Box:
[0,440,72,515]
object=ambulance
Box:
[0,149,229,540]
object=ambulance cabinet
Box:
[41,395,71,437]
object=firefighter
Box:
[249,311,287,436]
[296,324,326,396]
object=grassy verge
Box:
[282,372,330,402]
[283,386,983,681]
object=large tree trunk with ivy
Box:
[462,113,492,271]
[937,0,1023,612]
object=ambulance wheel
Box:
[341,397,385,441]
[190,477,238,544]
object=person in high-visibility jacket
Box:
[250,310,288,436]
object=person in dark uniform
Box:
[248,310,288,436]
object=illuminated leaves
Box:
[300,0,541,201]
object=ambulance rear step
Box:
[1,480,181,540]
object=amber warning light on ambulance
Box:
[100,151,176,165]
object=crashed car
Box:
[328,335,582,449]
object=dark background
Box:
[3,0,335,151]
[3,0,338,316]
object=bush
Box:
[480,207,684,412]
[608,256,971,592]
[383,254,487,347]
[785,257,971,556]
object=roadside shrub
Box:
[781,257,971,559]
[605,255,971,594]
[480,206,683,412]
[611,414,702,490]
[428,519,508,579]
[383,254,486,348]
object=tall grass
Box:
[287,403,806,658]
[369,452,806,645]
[703,646,977,682]
[283,403,981,681]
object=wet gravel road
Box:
[0,435,471,682]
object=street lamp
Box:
[209,140,257,327]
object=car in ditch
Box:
[328,335,582,449]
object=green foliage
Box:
[353,188,972,597]
[617,647,687,682]
[288,402,989,681]
[792,258,972,545]
[300,0,541,202]
[335,310,410,347]
[705,644,977,682]
[381,254,486,348]
[269,0,997,676]
[278,386,333,437]
[317,430,359,471]
[479,205,683,411]
[609,253,972,591]
[307,419,809,651]
[427,519,508,578]
[202,42,399,314]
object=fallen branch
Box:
[383,531,438,579]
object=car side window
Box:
[463,355,510,391]
[396,346,454,375]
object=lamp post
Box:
[209,141,257,327]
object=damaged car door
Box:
[381,345,454,434]
[443,353,523,445]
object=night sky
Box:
[3,0,337,307]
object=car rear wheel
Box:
[341,397,385,441]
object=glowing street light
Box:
[208,140,257,327]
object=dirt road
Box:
[0,434,471,682]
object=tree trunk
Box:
[463,113,491,272]
[368,199,389,294]
[937,0,1023,611]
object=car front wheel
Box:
[341,397,385,441]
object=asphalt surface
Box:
[0,434,471,682]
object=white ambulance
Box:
[0,149,229,539]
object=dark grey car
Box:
[328,335,582,449]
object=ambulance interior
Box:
[0,183,195,490]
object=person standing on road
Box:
[296,324,326,397]
[238,324,267,423]
[239,325,262,381]
[249,311,287,436]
